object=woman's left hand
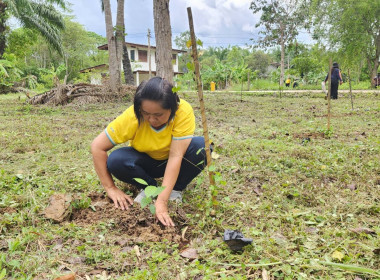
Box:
[155,199,175,227]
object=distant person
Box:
[293,80,299,88]
[285,77,291,87]
[324,62,343,99]
[374,73,380,88]
[91,77,207,227]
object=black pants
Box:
[107,137,207,191]
[331,80,339,99]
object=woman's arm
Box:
[339,70,343,84]
[155,138,192,226]
[91,131,133,210]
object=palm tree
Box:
[0,0,66,58]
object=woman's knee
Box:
[107,148,135,173]
[185,136,209,164]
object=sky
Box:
[69,0,312,49]
[69,0,261,48]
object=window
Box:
[130,50,135,61]
[138,50,147,62]
[172,54,177,65]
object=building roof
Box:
[79,64,108,73]
[133,70,184,75]
[98,42,187,53]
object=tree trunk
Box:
[122,42,135,85]
[0,2,8,58]
[103,0,121,92]
[153,0,173,83]
[115,0,124,64]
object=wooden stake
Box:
[247,71,250,91]
[348,68,354,110]
[327,59,332,130]
[240,80,243,102]
[187,7,216,189]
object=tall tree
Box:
[102,0,121,91]
[122,37,134,85]
[250,0,308,86]
[153,0,173,83]
[100,0,134,87]
[311,0,380,87]
[0,0,66,58]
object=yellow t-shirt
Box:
[105,99,195,160]
[286,78,291,84]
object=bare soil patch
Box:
[69,193,190,244]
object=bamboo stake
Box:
[247,71,250,91]
[348,68,354,110]
[327,59,332,130]
[187,7,216,190]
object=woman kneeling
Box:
[91,77,207,227]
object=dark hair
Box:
[333,62,339,68]
[134,77,179,125]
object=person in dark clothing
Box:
[324,62,343,99]
[374,73,380,88]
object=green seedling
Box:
[133,178,164,214]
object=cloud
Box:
[69,0,265,47]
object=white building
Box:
[97,42,186,85]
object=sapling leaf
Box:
[140,197,152,209]
[153,186,165,197]
[196,39,203,47]
[145,186,158,198]
[186,39,192,48]
[208,165,216,172]
[133,178,148,185]
[149,204,156,215]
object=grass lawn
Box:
[0,90,379,279]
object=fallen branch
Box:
[28,83,135,105]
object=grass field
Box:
[0,90,379,279]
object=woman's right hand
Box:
[105,186,133,210]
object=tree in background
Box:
[245,49,271,77]
[122,25,134,85]
[250,0,308,86]
[102,0,122,91]
[153,0,173,83]
[174,31,192,72]
[0,0,66,58]
[5,21,108,88]
[311,0,380,87]
[100,0,134,86]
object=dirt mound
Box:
[29,83,136,106]
[70,193,190,243]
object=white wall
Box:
[123,46,179,72]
